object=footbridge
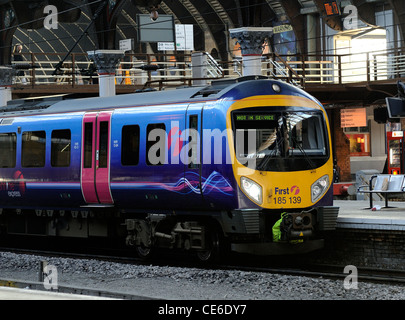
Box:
[8,47,405,105]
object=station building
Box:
[0,0,404,185]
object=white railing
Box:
[264,48,405,85]
[10,47,405,89]
[205,52,224,78]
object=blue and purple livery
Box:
[0,77,338,259]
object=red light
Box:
[393,170,398,175]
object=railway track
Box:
[2,245,405,290]
[232,263,405,285]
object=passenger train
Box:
[0,76,338,261]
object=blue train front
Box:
[0,77,339,260]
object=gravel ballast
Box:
[1,251,405,300]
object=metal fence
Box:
[10,47,405,90]
[266,47,405,85]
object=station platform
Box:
[0,286,115,300]
[317,200,405,269]
[335,199,405,230]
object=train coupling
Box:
[274,206,339,242]
[273,211,314,242]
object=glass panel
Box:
[22,131,46,168]
[389,140,401,167]
[346,133,371,156]
[146,123,166,166]
[84,123,93,169]
[188,115,199,169]
[51,129,71,167]
[99,121,109,168]
[121,125,140,166]
[0,133,16,168]
[233,109,329,171]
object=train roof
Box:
[1,76,320,117]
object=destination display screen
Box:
[235,114,275,121]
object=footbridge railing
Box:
[9,47,405,91]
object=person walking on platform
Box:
[13,44,27,84]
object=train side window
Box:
[122,125,140,166]
[146,123,166,166]
[22,131,46,168]
[51,129,71,167]
[0,133,16,168]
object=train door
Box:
[184,104,203,204]
[81,111,114,204]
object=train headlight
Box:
[241,177,263,205]
[311,175,329,203]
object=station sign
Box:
[392,131,404,138]
[137,14,175,43]
[176,24,194,51]
[158,42,175,51]
[341,108,367,128]
[119,39,133,52]
[273,24,293,34]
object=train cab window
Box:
[22,131,46,168]
[233,109,329,171]
[51,129,71,167]
[121,125,140,166]
[146,123,166,166]
[0,133,16,168]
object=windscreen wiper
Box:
[257,135,284,171]
[289,135,316,170]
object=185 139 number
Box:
[274,196,302,205]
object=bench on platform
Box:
[357,174,405,208]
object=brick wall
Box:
[309,229,405,270]
[331,109,351,182]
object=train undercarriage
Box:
[0,207,225,262]
[0,205,338,261]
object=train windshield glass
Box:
[233,109,329,171]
